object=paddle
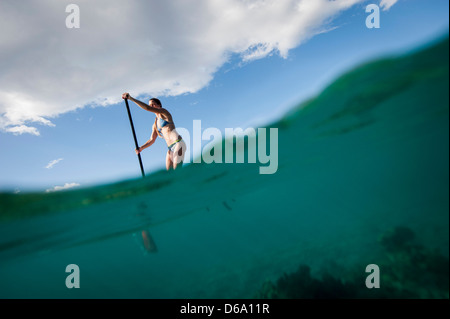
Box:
[124,97,158,253]
[124,98,145,178]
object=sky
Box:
[0,0,448,193]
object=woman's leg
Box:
[171,141,186,170]
[166,150,173,171]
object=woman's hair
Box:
[150,98,162,107]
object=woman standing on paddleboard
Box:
[122,93,186,170]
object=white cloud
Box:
[380,0,398,11]
[0,0,363,135]
[3,124,40,136]
[46,182,80,193]
[45,158,64,169]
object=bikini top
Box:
[157,117,173,134]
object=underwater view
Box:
[0,36,448,299]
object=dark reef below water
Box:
[254,226,449,299]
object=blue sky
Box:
[0,0,448,192]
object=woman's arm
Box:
[136,124,159,154]
[122,93,169,117]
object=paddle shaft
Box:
[124,99,145,178]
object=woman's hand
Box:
[122,92,130,100]
[135,147,142,155]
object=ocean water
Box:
[0,38,448,299]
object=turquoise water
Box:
[0,38,448,299]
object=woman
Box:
[122,93,186,170]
